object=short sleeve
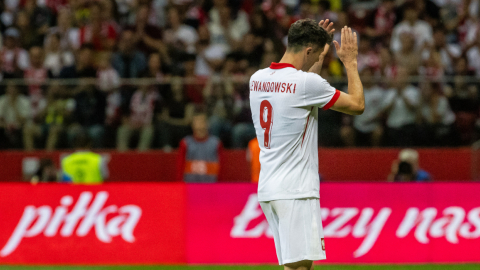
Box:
[303,73,340,110]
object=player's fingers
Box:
[343,27,348,44]
[322,43,330,56]
[327,22,334,32]
[330,28,335,35]
[341,27,345,46]
[333,40,340,51]
[354,32,358,47]
[348,27,353,44]
[319,20,324,26]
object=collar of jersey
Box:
[270,62,296,69]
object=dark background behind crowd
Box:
[1,0,480,151]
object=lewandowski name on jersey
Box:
[250,81,298,94]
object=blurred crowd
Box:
[1,0,480,151]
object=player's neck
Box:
[278,52,304,71]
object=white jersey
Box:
[250,62,340,202]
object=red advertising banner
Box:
[0,183,186,264]
[186,183,480,264]
[0,183,479,265]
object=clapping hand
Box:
[333,26,358,67]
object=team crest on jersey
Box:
[321,238,325,251]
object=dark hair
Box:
[287,19,332,52]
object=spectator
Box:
[247,137,260,183]
[341,68,385,147]
[141,52,170,82]
[232,33,263,70]
[208,5,250,53]
[384,67,420,146]
[419,49,444,80]
[69,84,106,148]
[418,82,456,146]
[15,10,41,49]
[79,1,117,51]
[394,33,421,75]
[357,38,381,73]
[1,1,18,30]
[184,53,205,104]
[445,57,478,144]
[158,77,195,150]
[97,53,121,93]
[61,131,108,184]
[0,83,31,149]
[364,0,396,41]
[47,8,80,51]
[250,8,269,39]
[24,46,50,120]
[23,0,53,40]
[194,25,228,77]
[424,27,461,75]
[388,148,431,181]
[390,2,433,53]
[379,46,396,80]
[97,52,122,148]
[164,7,199,54]
[204,75,234,145]
[465,30,480,77]
[112,30,147,78]
[445,57,478,114]
[176,113,223,183]
[59,44,96,80]
[127,4,166,56]
[44,33,75,77]
[24,82,73,151]
[30,158,58,183]
[117,85,159,151]
[116,0,137,26]
[1,28,29,78]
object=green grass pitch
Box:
[0,265,479,270]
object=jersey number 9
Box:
[260,100,273,149]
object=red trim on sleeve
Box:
[270,62,296,69]
[322,90,341,111]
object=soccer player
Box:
[249,19,364,270]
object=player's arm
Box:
[330,27,364,115]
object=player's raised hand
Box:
[318,19,335,59]
[319,19,335,36]
[333,26,358,67]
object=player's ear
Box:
[305,47,312,56]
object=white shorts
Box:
[260,198,326,265]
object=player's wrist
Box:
[344,61,358,70]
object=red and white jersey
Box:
[250,62,340,202]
